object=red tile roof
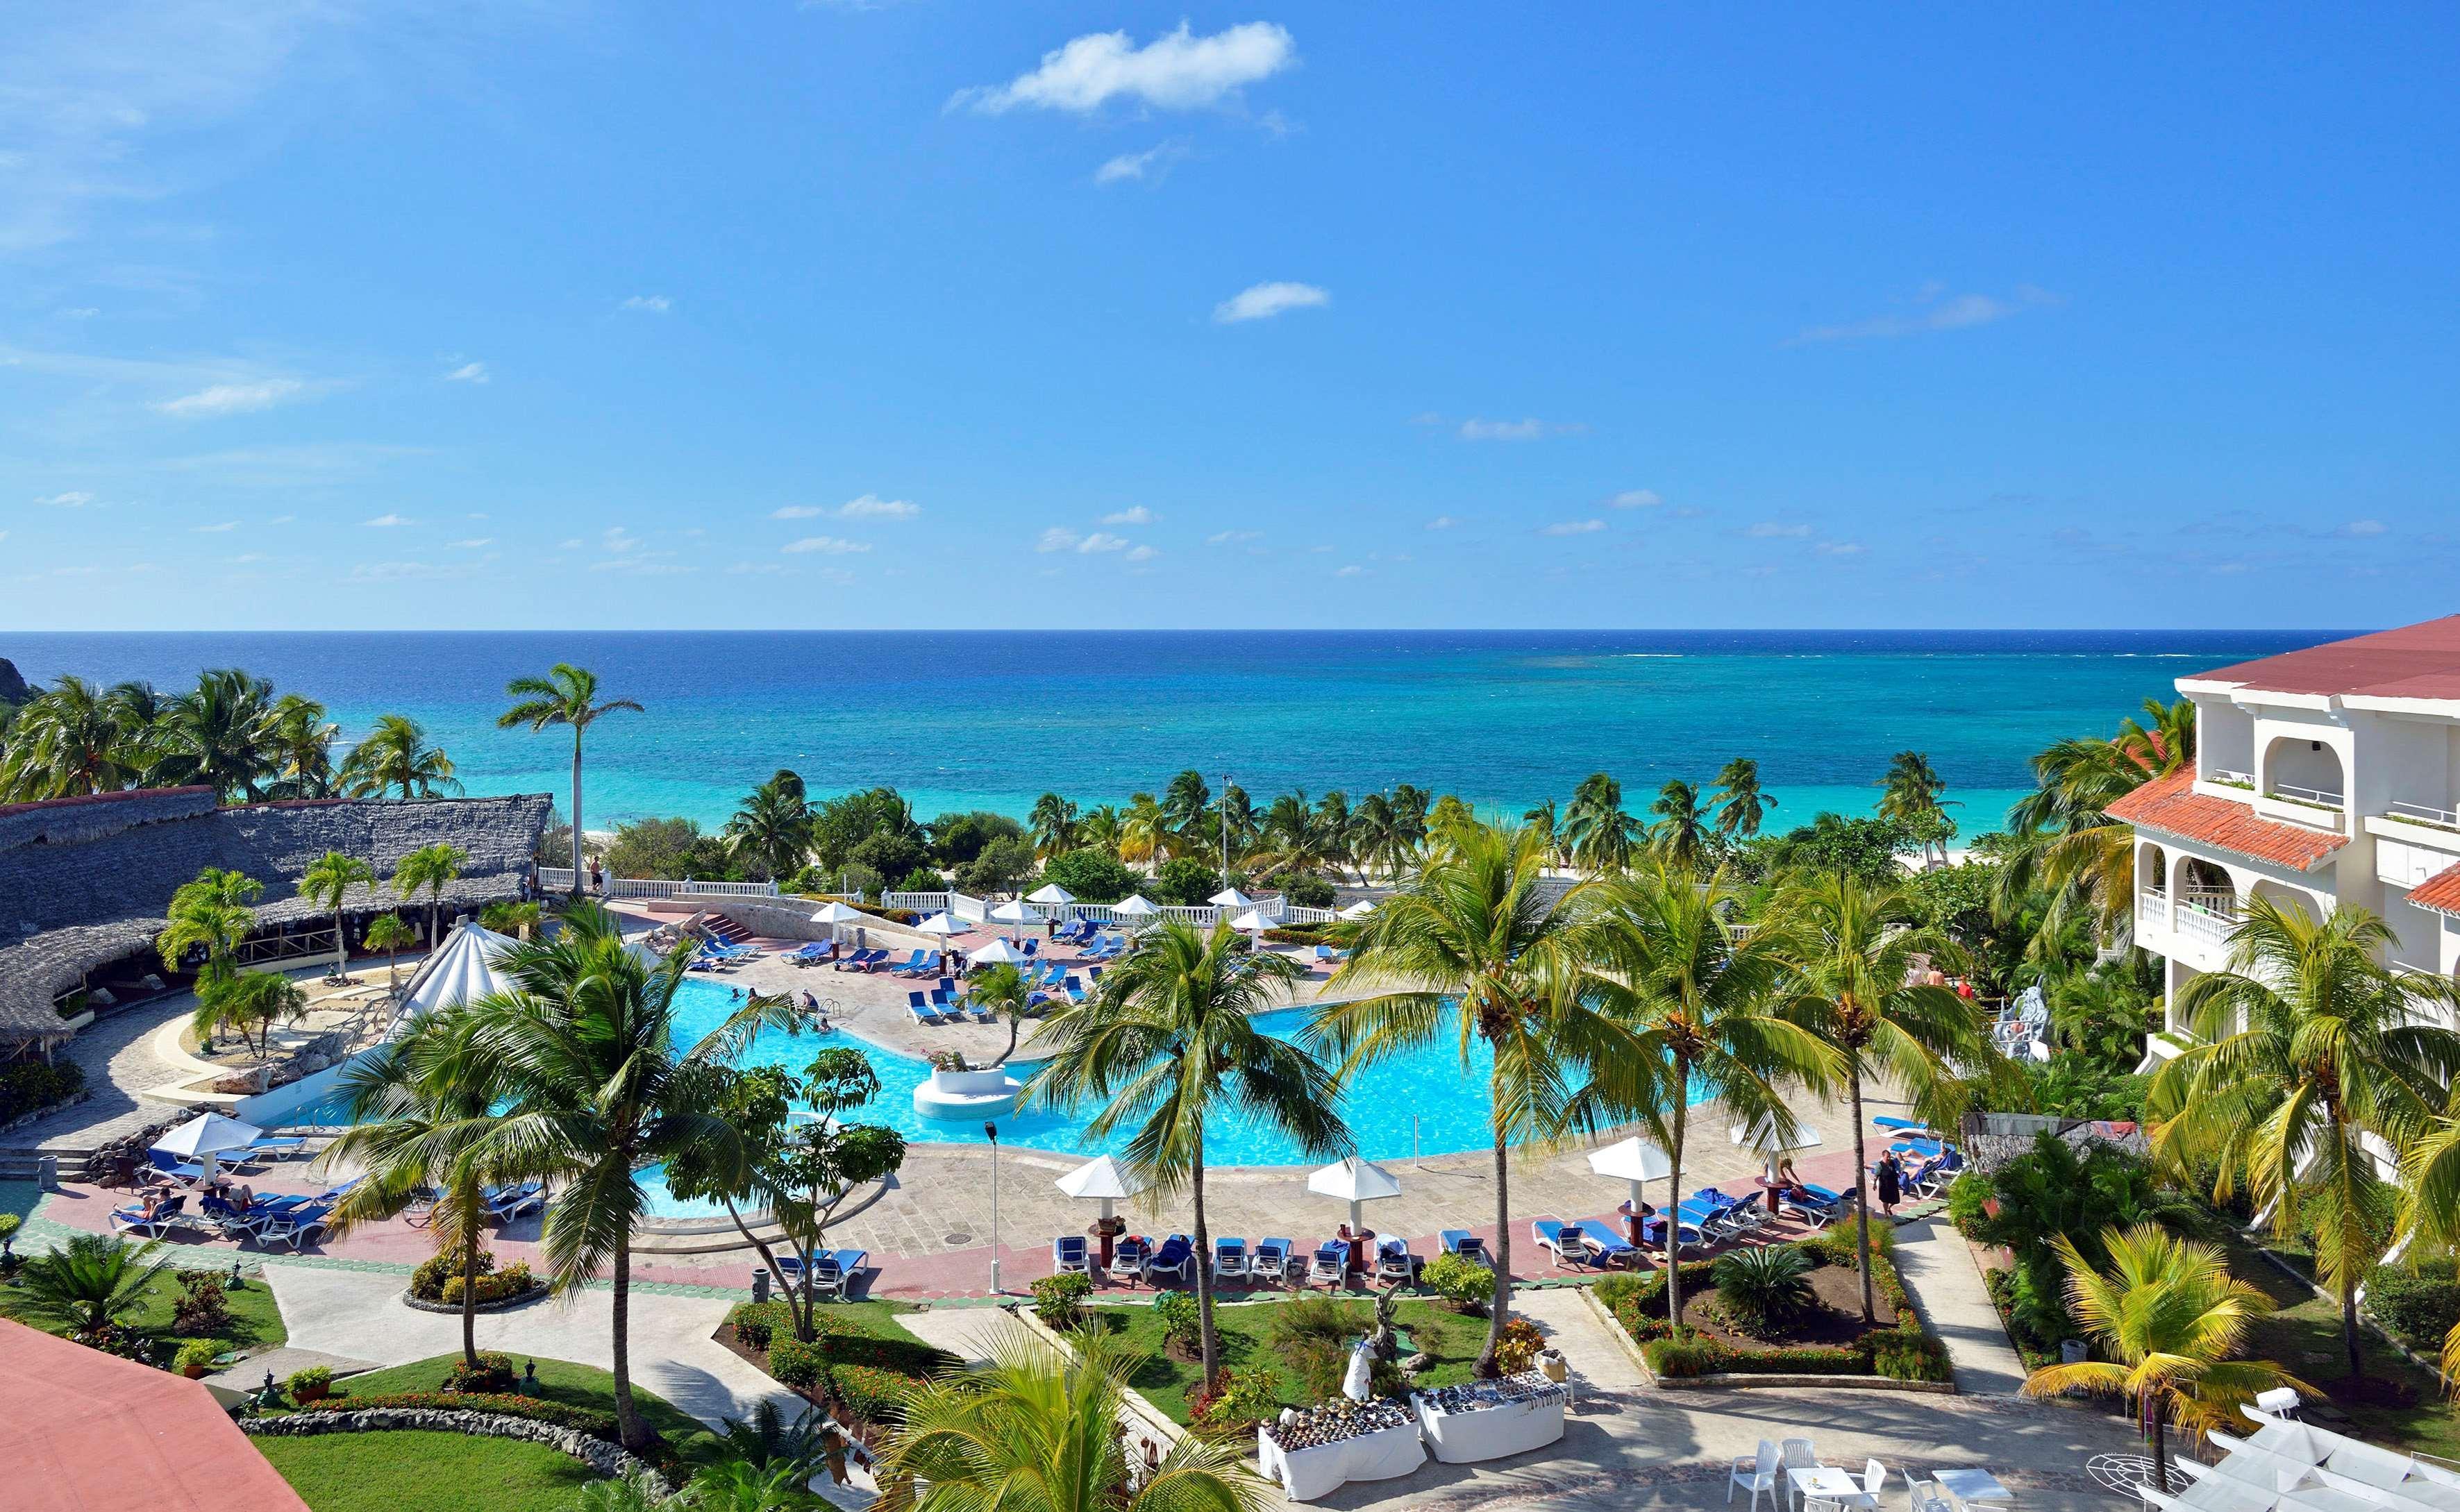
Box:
[2105,770,2348,871]
[2192,616,2460,703]
[0,1318,311,1512]
[2412,861,2460,918]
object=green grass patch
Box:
[2221,1236,2460,1461]
[1082,1297,1487,1425]
[317,1354,705,1445]
[725,1297,923,1347]
[256,1429,602,1512]
[0,1264,287,1362]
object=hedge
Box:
[1605,1236,1951,1384]
[0,1060,85,1125]
[823,1363,917,1425]
[761,1328,955,1393]
[292,1392,620,1441]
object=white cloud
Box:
[267,514,294,525]
[1609,489,1662,509]
[1126,544,1160,562]
[1095,141,1187,185]
[1076,532,1129,553]
[444,361,489,384]
[1207,529,1262,546]
[155,378,303,417]
[1425,515,1458,530]
[56,308,98,319]
[1334,564,1366,578]
[192,520,237,532]
[1816,540,1867,556]
[363,512,409,528]
[601,526,642,553]
[838,494,919,519]
[1458,417,1583,442]
[1790,285,2059,345]
[2343,519,2388,537]
[449,537,494,549]
[727,560,789,576]
[34,491,94,507]
[1748,522,1811,538]
[620,294,672,313]
[955,22,1295,115]
[1038,527,1082,553]
[1214,280,1329,324]
[783,535,871,555]
[350,560,451,582]
[1101,505,1155,526]
[1541,519,1607,536]
[771,505,826,519]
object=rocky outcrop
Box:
[0,656,30,705]
[242,1406,663,1482]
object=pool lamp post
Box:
[985,1121,1002,1295]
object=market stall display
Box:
[1412,1372,1570,1464]
[1256,1400,1424,1502]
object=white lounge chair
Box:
[1730,1440,1781,1512]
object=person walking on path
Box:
[1875,1151,1902,1217]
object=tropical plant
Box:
[1709,757,1775,839]
[158,866,262,989]
[450,904,796,1449]
[1314,789,1356,881]
[968,963,1039,1068]
[2022,1224,2308,1494]
[1248,789,1337,879]
[1771,872,1999,1320]
[1521,798,1564,866]
[1160,769,1213,856]
[192,969,306,1059]
[1995,698,2194,954]
[1350,791,1408,880]
[1646,778,1712,873]
[262,694,341,800]
[10,1233,170,1339]
[1714,1243,1816,1336]
[2148,898,2460,1384]
[1561,772,1639,872]
[299,849,375,982]
[392,842,468,949]
[1875,751,1957,868]
[1590,864,1830,1330]
[1030,919,1347,1391]
[1117,792,1169,866]
[1040,848,1141,905]
[876,1332,1273,1512]
[340,714,462,800]
[0,675,153,800]
[723,769,814,882]
[152,668,280,801]
[499,662,643,900]
[478,900,542,941]
[1029,791,1080,860]
[1317,820,1652,1374]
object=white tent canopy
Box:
[1307,1155,1403,1234]
[1025,883,1077,906]
[2141,1409,2460,1512]
[397,922,521,1028]
[156,1111,262,1160]
[1732,1113,1822,1183]
[810,902,866,940]
[969,937,1028,967]
[1339,900,1377,919]
[1056,1154,1147,1220]
[1230,909,1273,932]
[1112,895,1161,917]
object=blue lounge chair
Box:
[784,942,830,966]
[1640,1208,1709,1251]
[1308,1241,1347,1288]
[1440,1229,1488,1263]
[885,949,929,977]
[1053,1235,1091,1275]
[1695,1186,1764,1233]
[812,1248,867,1297]
[1532,1218,1598,1270]
[835,948,886,973]
[1311,944,1346,966]
[243,1135,311,1161]
[1778,1183,1852,1229]
[1576,1221,1640,1270]
[485,1179,545,1222]
[1212,1236,1249,1282]
[1872,1115,1930,1135]
[1673,1198,1741,1243]
[907,993,946,1026]
[964,993,996,1025]
[1376,1236,1420,1282]
[1021,939,1039,959]
[1253,1236,1295,1285]
[1145,1233,1194,1286]
[1112,1234,1152,1285]
[1062,975,1087,1007]
[259,1201,331,1251]
[110,1193,186,1237]
[145,1146,215,1185]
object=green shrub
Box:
[286,1366,336,1400]
[768,1337,825,1390]
[816,1331,956,1378]
[1591,1271,1645,1314]
[174,1339,223,1374]
[1797,1223,1893,1268]
[1422,1252,1495,1313]
[1642,1334,1732,1378]
[1713,1245,1816,1336]
[173,1271,233,1334]
[1945,1170,1992,1236]
[823,1363,914,1426]
[0,1059,85,1124]
[726,1302,773,1352]
[410,1248,496,1302]
[441,1261,537,1307]
[2368,1261,2460,1351]
[441,1352,518,1393]
[1491,1315,1546,1375]
[296,1392,620,1440]
[1039,848,1142,905]
[1151,1290,1202,1354]
[1713,1345,1865,1375]
[1031,1272,1094,1331]
[1189,1366,1281,1435]
[1871,1331,1953,1382]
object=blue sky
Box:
[3,3,2454,631]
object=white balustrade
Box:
[2389,798,2460,831]
[535,866,778,900]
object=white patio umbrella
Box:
[914,911,970,941]
[1112,895,1160,917]
[1055,1154,1146,1222]
[969,936,1028,967]
[1587,1135,1673,1216]
[1208,887,1258,909]
[1025,883,1077,907]
[1307,1155,1403,1236]
[810,901,865,943]
[157,1111,262,1161]
[1732,1114,1822,1183]
[1338,900,1377,920]
[988,899,1041,929]
[1229,908,1274,933]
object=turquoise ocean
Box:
[3,630,2325,834]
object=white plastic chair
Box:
[1909,1479,1954,1512]
[1781,1440,1819,1509]
[1730,1439,1781,1512]
[1846,1459,1886,1510]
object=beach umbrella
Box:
[1055,1154,1146,1222]
[1229,908,1273,933]
[1307,1155,1403,1236]
[157,1111,262,1161]
[1732,1113,1822,1182]
[1338,900,1376,920]
[1587,1135,1673,1216]
[988,899,1041,928]
[810,901,864,943]
[969,937,1028,968]
[1025,883,1077,907]
[1112,895,1160,918]
[1208,887,1258,909]
[914,912,970,941]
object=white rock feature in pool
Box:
[914,1066,1023,1120]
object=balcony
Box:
[2174,893,2241,954]
[2207,769,2256,790]
[2388,798,2460,834]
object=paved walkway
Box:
[1890,1216,2029,1395]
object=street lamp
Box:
[985,1121,1002,1295]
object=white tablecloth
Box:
[1413,1384,1568,1465]
[1257,1420,1427,1502]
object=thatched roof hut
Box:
[0,786,551,1050]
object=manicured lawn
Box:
[0,1261,286,1364]
[255,1429,601,1512]
[2223,1236,2460,1460]
[1085,1297,1487,1425]
[317,1353,706,1444]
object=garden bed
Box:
[719,1297,949,1436]
[1596,1231,1952,1387]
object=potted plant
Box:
[286,1365,335,1403]
[175,1341,221,1379]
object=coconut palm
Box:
[723,770,813,882]
[1770,872,1996,1320]
[1315,789,1357,882]
[1076,804,1123,857]
[2023,1225,2308,1493]
[1219,782,1258,869]
[2148,898,2460,1384]
[299,849,375,982]
[158,866,262,989]
[1161,769,1213,855]
[340,714,462,800]
[2398,1116,2460,1387]
[1875,751,1959,867]
[1995,699,2194,953]
[11,1233,171,1339]
[499,664,644,901]
[153,668,281,801]
[1118,792,1169,866]
[262,694,341,799]
[479,900,542,941]
[1351,792,1404,880]
[192,969,306,1060]
[320,1018,515,1370]
[392,843,468,950]
[0,675,152,800]
[364,912,417,991]
[1561,772,1638,873]
[877,1332,1273,1512]
[971,963,1040,1068]
[1316,821,1653,1375]
[1248,789,1334,880]
[1647,779,1712,873]
[1708,757,1775,840]
[1028,792,1080,861]
[453,905,795,1450]
[1522,798,1563,866]
[1029,919,1347,1391]
[1589,866,1833,1329]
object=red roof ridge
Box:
[2191,616,2460,703]
[2105,769,2348,872]
[2411,861,2460,918]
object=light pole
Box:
[1220,773,1232,894]
[985,1121,1002,1295]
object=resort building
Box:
[2117,615,2460,1064]
[0,787,551,1061]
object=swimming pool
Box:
[286,977,1707,1218]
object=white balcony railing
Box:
[2175,898,2240,952]
[2138,889,2170,930]
[537,868,780,900]
[2388,798,2460,832]
[2266,782,2344,810]
[2207,768,2256,789]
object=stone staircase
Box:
[0,1143,96,1182]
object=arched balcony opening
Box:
[2261,735,2346,815]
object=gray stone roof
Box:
[0,788,551,1043]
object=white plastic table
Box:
[1791,1465,1869,1511]
[1934,1470,2013,1504]
[1256,1420,1425,1502]
[1412,1378,1568,1465]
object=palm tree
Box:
[392,842,468,949]
[2148,898,2460,1385]
[300,849,375,982]
[1561,772,1638,872]
[724,770,813,882]
[1647,779,1712,873]
[1315,789,1357,882]
[1248,789,1333,879]
[153,668,281,801]
[1771,872,1996,1321]
[1709,757,1775,840]
[0,675,152,800]
[1316,821,1652,1374]
[1161,769,1213,855]
[1219,782,1258,869]
[499,664,644,901]
[1030,920,1346,1390]
[1875,751,1959,867]
[2023,1225,2308,1493]
[455,905,794,1450]
[364,913,417,991]
[2398,1116,2460,1388]
[320,1019,512,1370]
[1589,866,1832,1330]
[11,1233,170,1339]
[341,714,462,800]
[878,1332,1272,1512]
[1995,699,2194,952]
[1353,792,1404,880]
[192,969,306,1061]
[970,963,1039,1068]
[1522,798,1562,866]
[479,900,542,941]
[1028,792,1080,861]
[1118,792,1169,866]
[1076,804,1123,857]
[262,694,341,800]
[158,866,262,989]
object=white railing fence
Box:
[2175,898,2239,951]
[538,868,780,900]
[2390,798,2460,830]
[2267,782,2345,809]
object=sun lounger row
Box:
[1533,1216,1643,1270]
[1054,1230,1479,1288]
[769,1247,868,1297]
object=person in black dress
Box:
[1875,1152,1902,1216]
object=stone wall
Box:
[241,1406,662,1483]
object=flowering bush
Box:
[1491,1315,1547,1375]
[440,1352,518,1393]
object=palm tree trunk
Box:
[1665,1093,1688,1331]
[723,1198,806,1343]
[1480,1086,1512,1378]
[461,1223,481,1369]
[570,730,585,903]
[2342,1279,2364,1387]
[2151,1396,2170,1493]
[333,906,347,981]
[1849,1072,1877,1324]
[1191,1132,1221,1391]
[610,1234,648,1452]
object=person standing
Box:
[1875,1150,1902,1218]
